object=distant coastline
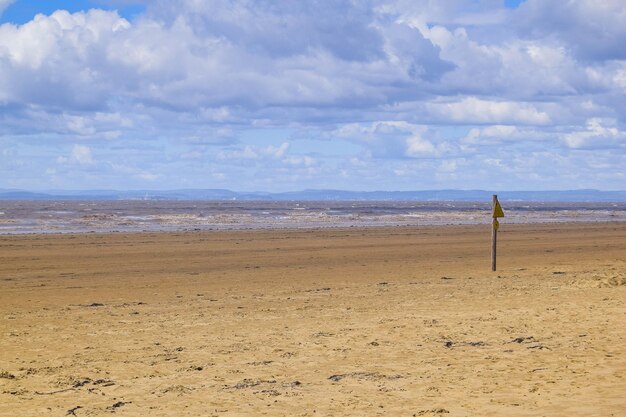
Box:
[1,188,626,202]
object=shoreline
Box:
[2,199,625,235]
[1,218,626,237]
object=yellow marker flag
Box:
[492,199,504,218]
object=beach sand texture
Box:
[1,223,625,416]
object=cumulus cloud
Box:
[0,0,625,190]
[57,144,95,165]
[463,125,518,144]
[283,155,316,168]
[331,121,451,159]
[0,2,615,124]
[405,134,437,157]
[72,145,94,164]
[0,10,131,110]
[0,1,456,117]
[426,97,551,125]
[514,0,626,61]
[562,119,626,150]
[150,0,386,62]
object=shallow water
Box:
[0,200,625,234]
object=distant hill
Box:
[1,188,625,202]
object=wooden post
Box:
[491,194,497,271]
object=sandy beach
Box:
[1,222,625,416]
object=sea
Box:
[0,200,625,234]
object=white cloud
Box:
[427,97,551,125]
[71,144,94,164]
[331,121,454,159]
[349,157,368,167]
[333,121,419,142]
[405,134,437,157]
[0,1,625,190]
[562,119,626,149]
[438,159,458,173]
[218,146,259,161]
[420,22,593,101]
[331,121,427,158]
[514,0,626,61]
[267,142,289,158]
[0,2,454,117]
[283,155,316,167]
[0,10,130,109]
[0,2,617,129]
[57,144,94,165]
[462,125,519,145]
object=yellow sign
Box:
[492,199,504,218]
[493,219,500,230]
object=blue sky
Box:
[0,1,146,24]
[0,0,624,192]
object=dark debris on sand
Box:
[443,340,486,348]
[328,372,402,382]
[65,406,82,416]
[414,408,450,415]
[107,401,130,412]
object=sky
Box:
[0,0,625,192]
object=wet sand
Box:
[1,223,625,416]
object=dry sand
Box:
[1,222,625,416]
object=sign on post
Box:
[491,195,504,271]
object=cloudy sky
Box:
[0,0,625,191]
